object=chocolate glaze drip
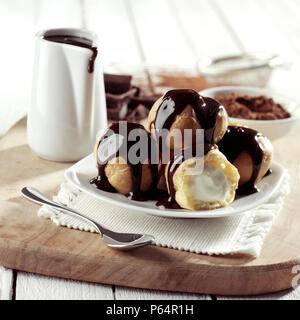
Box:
[43,34,98,73]
[218,126,264,195]
[156,144,217,209]
[90,122,158,201]
[264,168,272,177]
[152,89,223,146]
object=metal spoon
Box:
[21,187,155,250]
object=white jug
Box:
[28,28,107,161]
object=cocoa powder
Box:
[215,93,290,120]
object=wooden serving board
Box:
[1,118,300,296]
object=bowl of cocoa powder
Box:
[200,86,300,140]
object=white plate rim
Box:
[64,154,285,219]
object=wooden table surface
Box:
[1,0,300,300]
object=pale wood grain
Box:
[213,0,300,102]
[257,0,300,56]
[0,0,82,137]
[16,272,113,300]
[0,0,36,136]
[253,0,300,101]
[115,286,211,300]
[1,0,300,300]
[128,0,195,67]
[213,0,294,55]
[217,286,300,300]
[0,267,14,300]
[171,0,241,58]
[35,0,82,29]
[84,0,143,66]
[1,119,300,296]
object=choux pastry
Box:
[148,89,228,151]
[162,145,240,210]
[218,125,273,194]
[91,122,157,200]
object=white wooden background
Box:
[1,0,300,300]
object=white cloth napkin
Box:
[38,173,289,257]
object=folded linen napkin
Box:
[38,172,289,257]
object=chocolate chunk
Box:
[106,88,137,109]
[103,73,160,122]
[106,103,128,120]
[106,88,137,120]
[104,73,132,94]
[127,104,150,122]
[129,94,161,111]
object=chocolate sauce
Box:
[156,144,217,209]
[264,168,272,177]
[155,196,181,209]
[218,126,264,195]
[90,122,158,201]
[152,89,224,146]
[43,34,98,73]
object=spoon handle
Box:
[21,187,104,235]
[21,187,152,245]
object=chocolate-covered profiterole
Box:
[148,89,228,149]
[157,144,217,209]
[161,145,240,210]
[90,122,158,200]
[43,34,98,73]
[218,126,273,195]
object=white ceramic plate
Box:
[64,154,285,219]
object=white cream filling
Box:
[188,165,230,203]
